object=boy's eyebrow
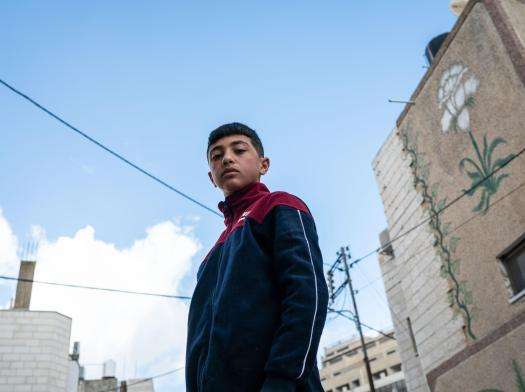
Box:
[209,139,250,155]
[229,140,249,147]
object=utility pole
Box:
[340,247,376,392]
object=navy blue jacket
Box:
[186,182,328,392]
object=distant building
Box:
[320,331,406,392]
[0,260,155,391]
[373,1,525,391]
[0,260,77,391]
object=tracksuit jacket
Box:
[186,182,329,392]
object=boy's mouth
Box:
[222,169,239,177]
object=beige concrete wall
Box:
[500,0,525,49]
[434,322,525,391]
[374,0,525,390]
[379,246,430,392]
[373,125,467,379]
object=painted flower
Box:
[437,64,479,133]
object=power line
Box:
[350,144,525,266]
[328,308,395,341]
[0,78,221,218]
[98,366,185,392]
[392,179,525,270]
[0,275,191,300]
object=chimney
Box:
[14,261,36,309]
[120,381,127,392]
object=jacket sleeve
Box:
[261,205,329,392]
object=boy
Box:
[186,123,328,391]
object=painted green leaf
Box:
[449,236,460,253]
[439,265,448,279]
[465,95,476,107]
[482,134,489,163]
[460,157,484,176]
[493,154,515,170]
[512,360,525,392]
[472,189,488,213]
[495,173,510,190]
[487,136,507,166]
[466,170,483,182]
[436,198,447,212]
[431,183,439,198]
[450,259,460,275]
[463,290,473,305]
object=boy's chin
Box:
[222,179,256,195]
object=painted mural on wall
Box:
[401,127,477,340]
[478,360,525,392]
[438,63,514,214]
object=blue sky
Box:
[0,1,456,389]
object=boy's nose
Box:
[222,152,234,165]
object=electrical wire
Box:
[327,308,395,341]
[97,366,185,392]
[0,275,191,300]
[390,179,525,272]
[350,144,525,266]
[328,179,525,340]
[0,78,222,218]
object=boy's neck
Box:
[223,181,261,199]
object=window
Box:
[346,349,358,357]
[351,379,360,387]
[377,380,407,392]
[328,356,343,365]
[365,341,376,349]
[369,357,377,362]
[387,349,396,355]
[373,369,388,380]
[336,345,349,353]
[391,363,402,373]
[336,383,350,391]
[498,233,525,301]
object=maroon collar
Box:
[218,182,270,226]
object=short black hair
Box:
[207,122,264,159]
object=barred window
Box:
[498,233,525,301]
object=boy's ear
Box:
[260,157,270,176]
[208,171,217,187]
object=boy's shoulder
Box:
[248,189,311,223]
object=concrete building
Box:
[0,261,76,392]
[320,332,406,392]
[0,309,74,391]
[1,260,155,392]
[373,1,525,391]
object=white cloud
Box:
[24,220,200,383]
[0,209,19,277]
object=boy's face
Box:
[208,135,270,197]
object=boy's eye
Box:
[211,154,222,161]
[234,149,245,154]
